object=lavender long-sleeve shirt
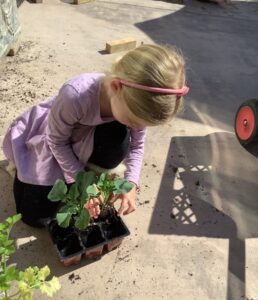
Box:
[3,73,146,186]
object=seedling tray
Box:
[46,215,130,266]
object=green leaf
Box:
[78,188,89,205]
[67,184,79,201]
[22,267,37,286]
[58,205,78,215]
[58,205,70,214]
[0,232,7,240]
[74,208,90,230]
[0,273,7,283]
[86,185,98,197]
[0,277,11,292]
[40,276,61,297]
[12,214,22,224]
[48,180,67,202]
[0,223,7,232]
[5,265,19,282]
[5,214,22,226]
[0,235,8,247]
[56,213,72,228]
[37,266,50,281]
[17,280,33,300]
[0,245,15,256]
[0,246,6,255]
[76,171,96,194]
[2,239,13,247]
[97,173,108,188]
[113,179,133,195]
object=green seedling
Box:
[48,171,133,230]
[88,173,133,207]
[48,171,97,230]
[0,214,60,300]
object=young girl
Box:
[2,44,189,228]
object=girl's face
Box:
[110,95,151,130]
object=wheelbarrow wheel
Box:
[235,99,258,147]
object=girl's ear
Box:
[110,79,122,92]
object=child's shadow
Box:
[149,132,258,300]
[0,162,97,276]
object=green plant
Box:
[0,214,60,300]
[48,171,96,230]
[48,171,133,230]
[90,172,133,207]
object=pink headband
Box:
[117,79,189,96]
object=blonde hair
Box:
[110,44,186,125]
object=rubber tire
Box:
[235,99,258,148]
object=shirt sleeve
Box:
[124,127,147,185]
[46,84,85,183]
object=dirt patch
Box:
[68,273,81,284]
[0,40,58,135]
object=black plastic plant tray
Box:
[102,216,130,252]
[79,224,105,248]
[47,220,85,262]
[101,216,130,244]
[46,215,130,264]
[83,216,130,253]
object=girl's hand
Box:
[109,184,137,216]
[84,194,103,219]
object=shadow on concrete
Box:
[134,1,258,130]
[136,5,258,296]
[98,49,109,55]
[149,131,258,299]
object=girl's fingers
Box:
[109,194,118,204]
[91,198,100,218]
[92,198,99,218]
[92,207,98,218]
[117,200,128,216]
[84,199,93,210]
[85,198,100,218]
[123,203,136,215]
[87,208,94,218]
[91,197,98,204]
[95,204,101,215]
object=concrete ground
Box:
[1,0,258,299]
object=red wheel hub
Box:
[236,106,255,140]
